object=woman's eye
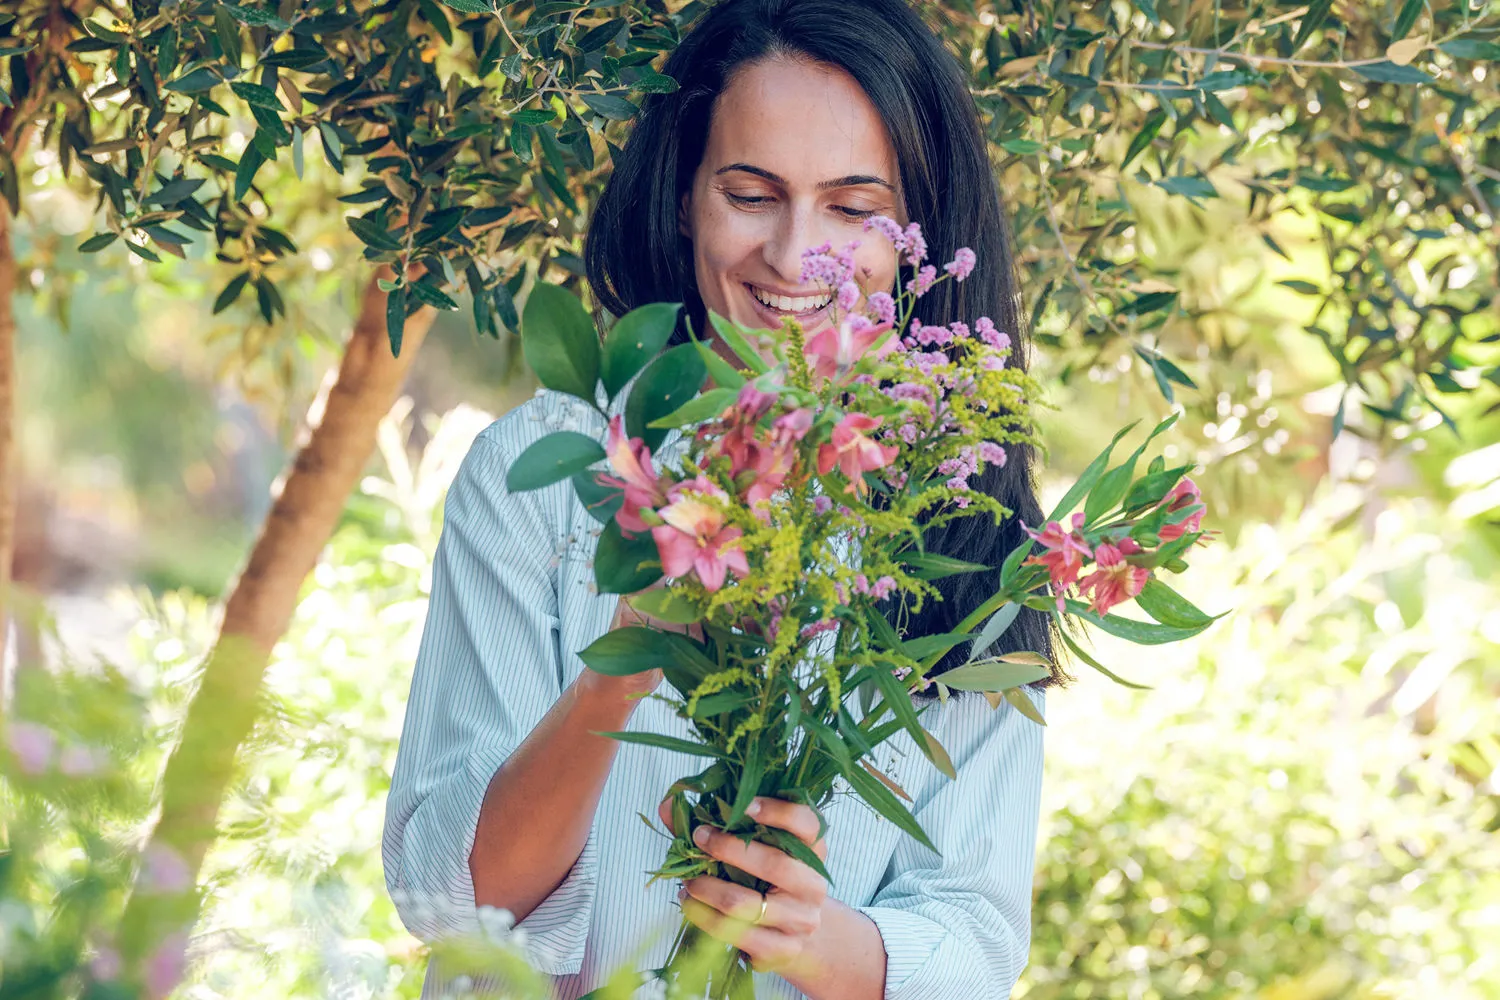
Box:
[726,193,771,206]
[834,206,876,220]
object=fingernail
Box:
[746,799,762,818]
[693,825,710,846]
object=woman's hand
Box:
[658,795,830,974]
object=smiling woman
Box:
[384,2,1050,999]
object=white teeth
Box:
[750,285,831,313]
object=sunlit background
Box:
[4,1,1498,998]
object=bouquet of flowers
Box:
[507,218,1218,998]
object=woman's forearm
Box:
[468,669,655,921]
[781,898,887,1000]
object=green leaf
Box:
[213,273,250,313]
[900,631,974,661]
[595,731,725,758]
[626,587,701,626]
[1134,578,1221,629]
[573,470,623,524]
[1277,279,1321,295]
[1118,290,1177,316]
[1064,600,1214,644]
[347,216,403,252]
[1393,0,1423,39]
[233,145,266,201]
[1352,61,1433,85]
[386,287,408,357]
[581,93,638,121]
[762,827,832,884]
[1439,38,1500,61]
[165,66,223,94]
[409,281,461,311]
[1154,175,1218,201]
[318,121,343,161]
[292,126,304,180]
[729,741,763,826]
[843,759,936,852]
[230,81,281,109]
[578,625,679,676]
[1000,138,1045,154]
[647,386,736,430]
[506,432,606,492]
[1059,628,1151,689]
[690,324,747,389]
[522,283,601,403]
[625,344,707,451]
[1289,0,1332,53]
[1047,420,1140,522]
[593,519,662,594]
[1121,110,1165,171]
[706,312,769,374]
[214,5,243,64]
[601,302,681,398]
[936,659,1049,692]
[633,72,680,94]
[126,241,161,263]
[1004,686,1048,725]
[441,0,495,11]
[899,551,990,581]
[968,602,1021,662]
[78,232,118,253]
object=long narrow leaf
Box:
[594,731,727,758]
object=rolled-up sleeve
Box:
[381,429,598,975]
[859,688,1046,999]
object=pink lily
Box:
[597,415,667,535]
[816,413,899,494]
[803,314,897,380]
[1157,477,1205,542]
[1077,538,1151,616]
[1022,512,1093,612]
[650,477,750,592]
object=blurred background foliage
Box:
[1,0,1498,997]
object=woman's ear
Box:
[678,191,693,240]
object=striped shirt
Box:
[382,388,1046,999]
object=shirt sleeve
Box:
[858,687,1046,1000]
[381,430,600,976]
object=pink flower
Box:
[902,223,928,266]
[800,240,859,287]
[6,721,56,775]
[803,314,897,380]
[1157,477,1205,542]
[975,317,1011,350]
[1078,539,1151,616]
[812,495,833,514]
[817,413,899,493]
[799,619,838,640]
[862,215,906,250]
[650,478,749,592]
[943,247,976,281]
[978,441,1007,468]
[867,291,896,325]
[1022,512,1093,613]
[598,415,667,535]
[90,946,123,983]
[836,280,861,312]
[906,265,938,297]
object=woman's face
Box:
[680,56,907,344]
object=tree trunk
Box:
[0,201,17,706]
[118,271,435,971]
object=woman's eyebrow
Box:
[714,162,895,192]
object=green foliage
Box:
[5,0,1494,436]
[1020,472,1500,1000]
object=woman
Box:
[383,1,1054,997]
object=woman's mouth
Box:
[744,282,832,322]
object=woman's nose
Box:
[763,203,822,285]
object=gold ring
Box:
[754,894,769,926]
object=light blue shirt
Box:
[383,388,1046,999]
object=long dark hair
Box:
[585,0,1064,685]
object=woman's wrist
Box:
[571,668,661,727]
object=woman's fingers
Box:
[677,897,803,970]
[658,795,674,830]
[680,877,819,936]
[746,798,827,860]
[691,825,825,900]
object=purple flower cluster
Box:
[944,247,976,281]
[800,240,860,287]
[853,573,898,600]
